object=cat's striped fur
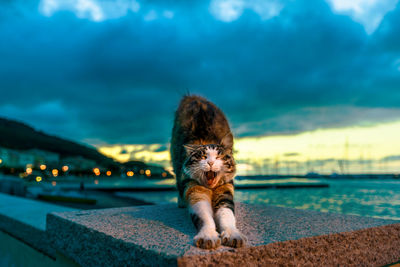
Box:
[170,95,246,249]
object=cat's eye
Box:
[201,156,207,160]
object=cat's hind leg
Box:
[213,183,246,248]
[186,185,221,249]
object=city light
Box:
[93,167,100,176]
[52,169,59,177]
[51,181,57,186]
[94,179,99,185]
[162,172,167,178]
[145,169,151,177]
[40,164,46,170]
[0,158,2,164]
[140,169,144,175]
[36,176,42,182]
[106,171,111,176]
[126,171,134,177]
[26,167,32,175]
[62,165,69,172]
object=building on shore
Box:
[0,147,60,169]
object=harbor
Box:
[2,174,400,221]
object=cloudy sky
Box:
[1,0,400,174]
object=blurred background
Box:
[1,0,400,219]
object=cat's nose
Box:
[208,161,214,167]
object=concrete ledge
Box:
[0,230,79,267]
[0,193,78,256]
[0,176,26,196]
[47,203,400,266]
[179,223,400,266]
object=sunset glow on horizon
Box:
[99,119,400,175]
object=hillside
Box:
[0,117,117,167]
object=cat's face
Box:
[183,144,235,188]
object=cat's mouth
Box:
[205,171,217,186]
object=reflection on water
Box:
[117,179,400,220]
[236,179,400,220]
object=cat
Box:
[170,95,246,249]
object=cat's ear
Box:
[183,144,199,155]
[220,133,233,152]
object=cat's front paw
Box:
[221,228,247,248]
[194,228,221,249]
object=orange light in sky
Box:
[106,171,111,176]
[162,172,167,178]
[52,169,58,177]
[145,170,151,177]
[40,164,46,170]
[62,165,69,172]
[126,171,134,177]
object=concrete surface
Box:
[0,176,26,196]
[0,193,78,255]
[47,203,400,266]
[0,230,80,267]
[179,223,400,266]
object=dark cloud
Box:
[283,153,300,157]
[1,0,400,145]
[382,155,400,162]
[154,145,169,153]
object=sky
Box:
[1,0,400,174]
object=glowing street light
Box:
[40,164,46,170]
[145,169,151,177]
[0,158,2,164]
[106,171,112,176]
[62,165,69,172]
[52,169,59,177]
[26,167,33,175]
[162,172,167,178]
[93,168,100,176]
[126,171,134,177]
[36,176,42,182]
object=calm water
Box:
[116,179,400,220]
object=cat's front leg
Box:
[216,208,246,247]
[213,185,246,248]
[187,187,221,249]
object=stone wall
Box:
[0,192,399,266]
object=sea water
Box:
[117,178,400,220]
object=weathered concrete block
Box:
[0,193,77,256]
[47,203,400,266]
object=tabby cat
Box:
[170,95,246,249]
